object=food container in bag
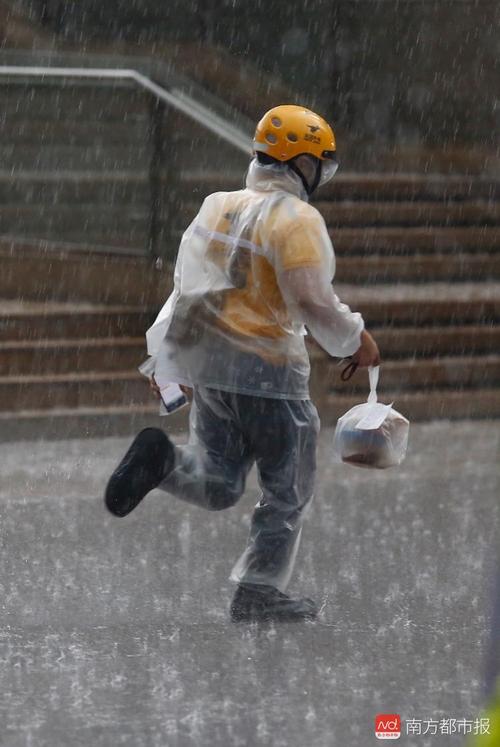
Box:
[333,366,409,469]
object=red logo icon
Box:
[375,714,401,740]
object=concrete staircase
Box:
[0,243,169,439]
[311,176,500,423]
[0,72,498,436]
[0,71,246,439]
[1,172,499,438]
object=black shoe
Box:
[230,583,318,623]
[104,428,175,517]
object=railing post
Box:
[148,96,166,261]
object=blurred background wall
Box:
[2,0,499,173]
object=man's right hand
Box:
[149,376,161,399]
[351,329,381,368]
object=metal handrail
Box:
[0,65,253,156]
[0,64,253,257]
[0,49,255,137]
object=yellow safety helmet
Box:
[253,104,338,194]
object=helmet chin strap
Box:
[288,159,322,196]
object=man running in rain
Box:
[105,105,380,622]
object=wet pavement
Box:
[0,419,499,747]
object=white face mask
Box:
[319,157,339,185]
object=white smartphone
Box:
[159,383,189,415]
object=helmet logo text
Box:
[304,132,321,144]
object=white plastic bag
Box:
[333,366,409,469]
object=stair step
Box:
[8,213,499,260]
[8,201,499,236]
[0,241,170,304]
[322,388,500,423]
[0,371,151,411]
[335,253,500,283]
[336,283,500,325]
[187,172,500,201]
[0,144,152,171]
[0,228,149,252]
[0,204,150,232]
[0,403,186,442]
[180,197,500,231]
[0,169,150,183]
[0,337,147,375]
[0,118,149,146]
[0,178,150,205]
[0,234,148,257]
[0,169,215,213]
[309,325,500,358]
[1,80,149,120]
[377,325,500,357]
[319,175,500,202]
[0,301,156,341]
[317,200,500,227]
[169,142,248,175]
[330,227,500,255]
[181,172,243,198]
[309,355,500,394]
[167,225,500,257]
[1,84,204,132]
[0,143,226,175]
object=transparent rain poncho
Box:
[157,386,320,592]
[142,158,364,399]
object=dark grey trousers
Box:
[159,386,320,592]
